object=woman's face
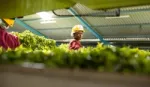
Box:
[74,31,83,40]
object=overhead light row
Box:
[105,15,130,19]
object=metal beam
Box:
[56,38,150,42]
[68,8,109,45]
[15,18,48,38]
[121,8,150,13]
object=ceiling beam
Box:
[15,18,48,38]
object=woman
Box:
[0,19,20,50]
[69,25,85,50]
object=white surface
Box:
[0,72,149,87]
[0,65,149,87]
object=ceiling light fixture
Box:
[36,12,56,24]
[36,12,54,20]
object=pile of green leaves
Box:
[0,31,149,75]
[11,30,56,50]
[0,43,150,75]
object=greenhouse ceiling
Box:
[1,0,150,18]
[7,4,150,42]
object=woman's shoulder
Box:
[69,39,78,43]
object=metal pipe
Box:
[52,9,120,17]
[22,6,150,22]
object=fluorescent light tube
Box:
[105,15,130,19]
[36,12,53,20]
[40,20,56,24]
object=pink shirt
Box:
[69,40,82,50]
[0,27,20,50]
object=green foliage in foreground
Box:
[0,31,149,75]
[0,43,150,75]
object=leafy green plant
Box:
[11,30,56,50]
